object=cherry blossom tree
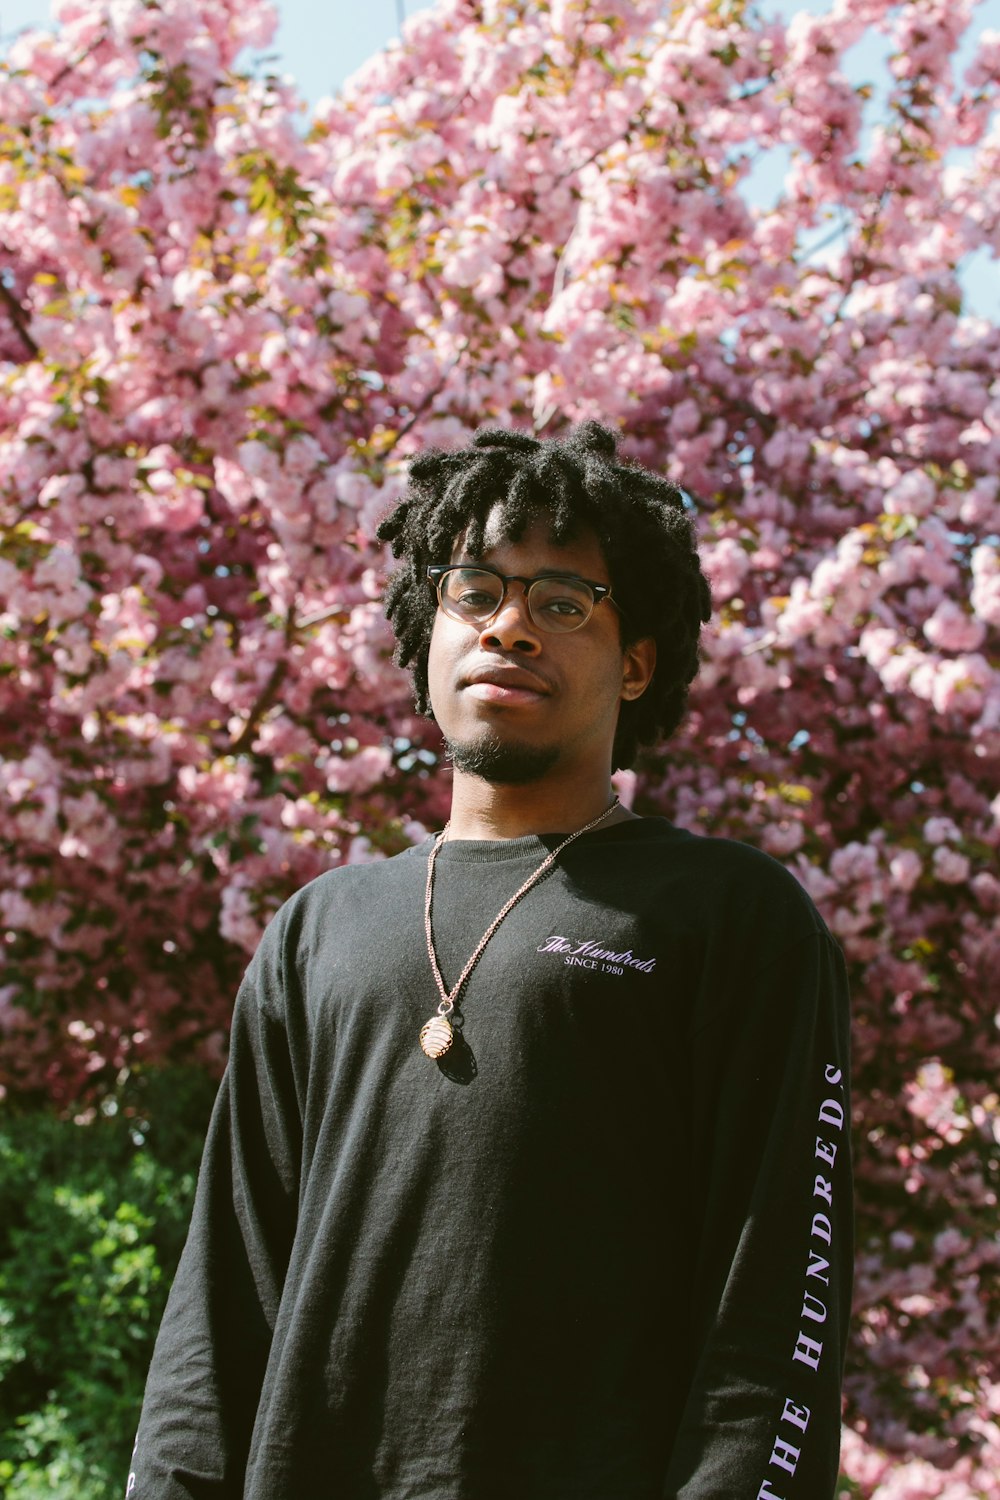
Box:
[0,0,997,1493]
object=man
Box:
[130,421,853,1498]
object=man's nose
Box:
[479,584,542,654]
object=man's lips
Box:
[462,663,553,704]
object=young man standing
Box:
[130,422,853,1498]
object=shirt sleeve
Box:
[126,909,303,1499]
[662,928,854,1500]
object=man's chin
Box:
[444,731,559,786]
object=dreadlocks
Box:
[376,420,712,770]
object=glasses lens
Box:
[436,569,598,633]
[527,577,595,632]
[438,568,505,622]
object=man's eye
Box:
[455,589,497,608]
[541,595,586,616]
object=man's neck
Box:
[444,770,633,841]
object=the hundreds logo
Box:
[537,934,656,972]
[757,1061,847,1499]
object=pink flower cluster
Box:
[0,0,997,1489]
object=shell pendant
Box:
[419,1013,454,1059]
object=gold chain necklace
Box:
[419,799,620,1059]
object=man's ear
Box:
[621,636,656,701]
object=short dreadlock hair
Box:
[376,421,712,770]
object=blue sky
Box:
[0,0,428,96]
[0,0,985,108]
[0,0,994,314]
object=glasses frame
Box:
[426,564,620,635]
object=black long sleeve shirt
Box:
[129,817,853,1499]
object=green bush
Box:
[0,1068,216,1499]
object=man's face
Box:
[426,511,655,786]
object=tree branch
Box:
[229,611,296,753]
[0,279,40,358]
[379,352,465,452]
[49,37,103,91]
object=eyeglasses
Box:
[427,564,620,635]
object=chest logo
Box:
[537,934,657,975]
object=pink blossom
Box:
[932,847,971,885]
[701,537,750,601]
[923,817,962,845]
[345,835,386,865]
[923,599,986,652]
[889,849,924,892]
[971,872,1000,910]
[829,840,880,884]
[761,821,805,857]
[323,746,392,795]
[611,769,637,810]
[970,543,1000,626]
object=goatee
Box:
[444,731,559,786]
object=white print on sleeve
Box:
[757,1060,846,1500]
